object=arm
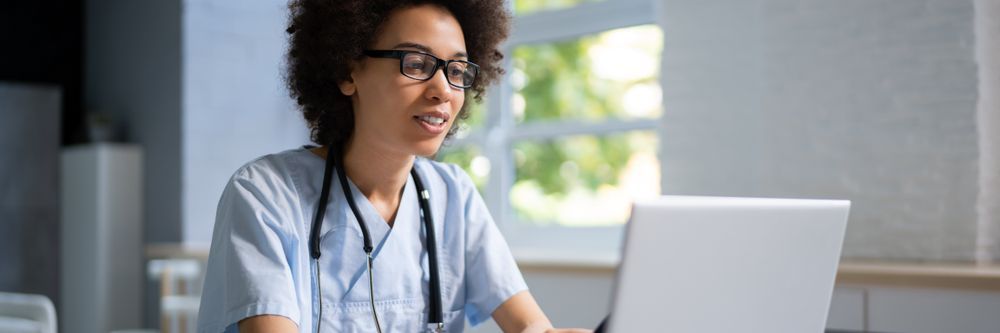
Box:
[492,290,593,333]
[197,169,302,332]
[238,315,299,333]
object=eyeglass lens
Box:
[401,52,475,88]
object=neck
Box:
[313,138,413,226]
[340,137,414,201]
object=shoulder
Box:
[221,148,316,210]
[231,148,302,181]
[227,147,315,189]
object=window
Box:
[513,0,606,16]
[439,0,662,259]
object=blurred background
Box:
[1,0,998,332]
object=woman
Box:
[196,1,591,332]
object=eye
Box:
[404,60,426,71]
[402,54,430,73]
[448,63,468,77]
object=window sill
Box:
[836,260,1000,292]
[513,248,619,272]
[145,244,1000,292]
[512,248,1000,292]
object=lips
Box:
[413,111,451,135]
[417,115,446,125]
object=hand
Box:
[494,291,596,333]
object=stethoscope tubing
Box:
[308,145,444,332]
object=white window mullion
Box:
[509,0,654,45]
[484,51,515,227]
[496,49,517,229]
[510,119,659,141]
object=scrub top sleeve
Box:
[457,169,528,326]
[204,173,301,331]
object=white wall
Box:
[658,0,980,261]
[84,1,183,326]
[181,0,310,245]
[86,0,310,246]
[86,0,309,325]
[85,0,182,244]
[975,0,1000,262]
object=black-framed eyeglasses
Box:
[363,50,479,89]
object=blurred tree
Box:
[440,24,663,226]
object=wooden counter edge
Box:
[836,260,1000,292]
[143,244,1000,292]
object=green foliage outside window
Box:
[512,25,662,123]
[510,25,663,226]
[512,132,658,226]
[439,24,664,226]
[437,144,488,192]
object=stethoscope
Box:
[308,145,444,333]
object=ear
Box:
[340,79,357,96]
[338,61,362,96]
[338,78,356,96]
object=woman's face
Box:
[341,4,467,158]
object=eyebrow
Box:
[392,42,468,59]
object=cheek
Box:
[356,66,408,99]
[452,91,466,114]
[358,81,402,112]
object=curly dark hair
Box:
[285,0,511,147]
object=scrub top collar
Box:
[322,163,420,261]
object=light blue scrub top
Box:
[197,147,527,333]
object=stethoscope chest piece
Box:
[427,322,446,333]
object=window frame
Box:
[444,0,662,261]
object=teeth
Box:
[419,116,445,125]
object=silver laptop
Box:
[606,196,850,333]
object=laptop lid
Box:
[607,196,850,333]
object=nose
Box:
[423,67,455,103]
